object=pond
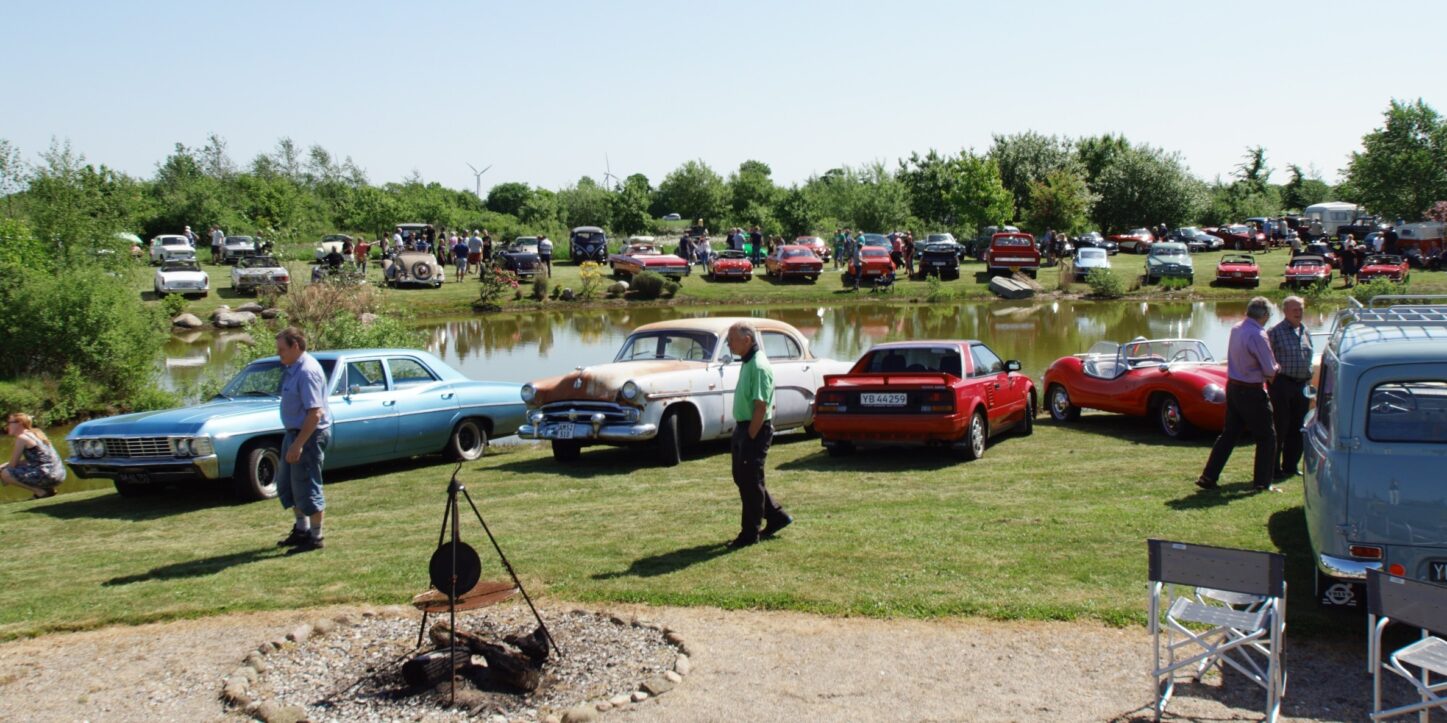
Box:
[3,299,1338,503]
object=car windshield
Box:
[574,232,602,242]
[861,247,888,257]
[1221,255,1254,265]
[627,245,658,255]
[239,256,281,269]
[226,236,254,244]
[862,346,964,376]
[1130,229,1151,236]
[1077,249,1106,260]
[158,237,188,247]
[1366,255,1401,265]
[614,331,717,362]
[718,250,747,259]
[1080,233,1103,241]
[781,248,813,259]
[1228,225,1250,233]
[162,261,200,272]
[860,234,889,246]
[923,243,955,253]
[1178,227,1200,235]
[1150,246,1187,258]
[1119,339,1215,367]
[1291,258,1325,268]
[508,242,538,253]
[219,359,337,398]
[927,234,953,243]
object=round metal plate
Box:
[429,541,482,597]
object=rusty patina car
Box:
[518,317,851,465]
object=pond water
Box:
[3,299,1338,504]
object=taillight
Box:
[918,389,955,413]
[1388,563,1406,576]
[816,391,847,413]
[1349,545,1383,560]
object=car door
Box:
[328,358,399,462]
[761,331,812,428]
[968,343,1014,430]
[386,356,458,455]
[715,350,744,436]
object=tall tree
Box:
[1343,98,1447,220]
[655,160,727,226]
[1279,164,1331,212]
[1090,144,1203,232]
[485,182,532,216]
[989,132,1077,214]
[1025,169,1096,234]
[728,159,778,218]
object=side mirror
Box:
[1005,360,1022,372]
[348,384,361,397]
[719,353,735,365]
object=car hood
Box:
[225,241,255,248]
[70,398,281,437]
[529,360,706,406]
[235,267,286,275]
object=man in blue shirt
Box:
[274,327,333,552]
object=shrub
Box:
[577,261,604,300]
[1350,276,1403,303]
[477,263,520,306]
[631,271,666,300]
[925,275,953,302]
[161,292,188,318]
[1160,277,1190,291]
[1056,259,1074,291]
[531,272,549,301]
[662,280,681,298]
[549,284,562,300]
[1085,268,1125,299]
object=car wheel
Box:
[1157,394,1195,440]
[825,441,855,457]
[656,411,682,467]
[956,411,987,461]
[551,440,581,462]
[448,419,489,461]
[235,440,281,501]
[1048,384,1081,422]
[1019,394,1036,436]
[113,479,159,497]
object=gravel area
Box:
[256,606,677,721]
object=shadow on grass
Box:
[777,444,964,473]
[26,484,232,521]
[492,433,815,478]
[103,546,282,586]
[591,542,731,580]
[1163,482,1267,510]
[1036,414,1220,449]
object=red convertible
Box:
[1042,338,1227,439]
[1111,228,1156,254]
[1208,224,1269,251]
[705,249,753,281]
[1356,253,1409,283]
[812,341,1035,459]
[1283,255,1333,288]
[843,245,896,286]
[795,235,832,262]
[609,241,691,280]
[1214,254,1260,287]
[764,245,824,282]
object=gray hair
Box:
[1246,297,1271,321]
[727,320,762,351]
[1282,295,1305,310]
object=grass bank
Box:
[0,415,1345,641]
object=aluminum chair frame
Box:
[1148,539,1287,722]
[1367,570,1447,721]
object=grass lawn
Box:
[135,249,1447,322]
[0,414,1347,641]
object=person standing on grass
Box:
[1,412,65,499]
[538,234,553,275]
[274,327,332,554]
[354,237,370,273]
[749,225,764,266]
[1269,295,1312,482]
[1197,297,1279,493]
[452,235,470,279]
[210,225,225,264]
[482,232,493,265]
[724,321,792,549]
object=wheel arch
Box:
[231,433,285,479]
[661,400,704,446]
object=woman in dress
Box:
[2,412,65,499]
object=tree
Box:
[26,139,150,258]
[485,182,532,216]
[989,132,1077,214]
[1091,144,1203,232]
[1025,169,1095,234]
[774,186,820,237]
[1234,146,1272,196]
[0,138,26,216]
[944,152,1015,233]
[897,150,957,225]
[1343,98,1447,220]
[849,162,910,233]
[655,160,727,226]
[1280,164,1331,211]
[728,159,778,218]
[1075,134,1131,184]
[609,180,651,235]
[556,177,611,230]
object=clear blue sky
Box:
[5,0,1443,194]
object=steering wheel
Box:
[1169,348,1204,363]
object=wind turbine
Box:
[466,162,492,198]
[603,154,620,191]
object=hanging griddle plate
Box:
[429,541,482,598]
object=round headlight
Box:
[191,437,214,456]
[175,438,192,456]
[621,381,640,400]
[88,440,104,458]
[1202,383,1225,405]
[520,384,536,403]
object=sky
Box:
[5,0,1445,196]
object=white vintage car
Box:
[314,234,353,262]
[518,317,851,465]
[149,235,196,264]
[154,259,210,298]
[231,255,290,294]
[220,235,257,264]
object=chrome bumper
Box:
[66,454,220,481]
[1318,552,1382,580]
[518,422,658,443]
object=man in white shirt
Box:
[467,231,483,277]
[538,234,553,274]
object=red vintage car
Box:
[795,235,832,262]
[1283,255,1333,287]
[764,245,824,282]
[1208,224,1269,251]
[1042,338,1228,439]
[1356,254,1409,283]
[984,232,1040,277]
[843,245,896,286]
[1111,228,1156,254]
[1302,242,1339,268]
[705,248,753,281]
[812,341,1035,459]
[1214,254,1260,287]
[609,241,691,280]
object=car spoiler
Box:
[823,372,954,386]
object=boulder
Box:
[561,706,597,723]
[172,313,204,329]
[235,302,264,313]
[560,288,576,302]
[285,623,313,643]
[260,308,281,319]
[213,311,257,328]
[208,305,231,321]
[608,281,629,294]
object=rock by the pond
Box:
[631,691,649,703]
[285,623,312,643]
[358,312,378,325]
[256,701,307,723]
[313,618,336,635]
[260,308,281,319]
[235,301,264,313]
[608,281,629,294]
[560,288,576,301]
[641,675,675,696]
[213,311,257,328]
[208,305,231,320]
[664,670,682,683]
[561,705,596,723]
[673,654,691,676]
[172,313,204,328]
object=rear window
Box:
[1367,381,1447,443]
[863,347,964,377]
[993,237,1032,247]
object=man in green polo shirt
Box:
[725,321,792,549]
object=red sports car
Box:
[812,340,1035,459]
[1208,224,1269,251]
[1042,338,1227,439]
[1111,228,1156,254]
[1283,255,1333,288]
[795,235,832,262]
[1356,254,1409,283]
[609,242,690,280]
[705,249,752,281]
[843,246,896,286]
[1302,242,1339,268]
[764,245,824,282]
[1214,254,1260,287]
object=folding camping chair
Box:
[1148,539,1287,722]
[1367,570,1447,721]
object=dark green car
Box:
[1144,242,1194,284]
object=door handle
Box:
[382,400,396,407]
[442,392,455,399]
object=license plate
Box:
[1233,272,1242,277]
[547,424,574,440]
[932,262,945,266]
[1431,560,1447,582]
[860,393,907,406]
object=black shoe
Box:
[761,513,793,539]
[1195,477,1219,491]
[277,529,310,547]
[1252,484,1282,494]
[287,535,325,553]
[1273,468,1299,482]
[725,535,758,550]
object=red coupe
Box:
[1283,255,1333,287]
[609,242,690,280]
[795,235,832,262]
[1042,338,1227,439]
[1208,224,1269,251]
[705,249,752,281]
[843,246,896,286]
[1214,254,1260,287]
[812,341,1035,459]
[764,245,824,282]
[1356,254,1409,283]
[1111,228,1156,254]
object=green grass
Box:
[0,415,1342,641]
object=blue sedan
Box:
[66,349,526,500]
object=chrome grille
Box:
[539,402,635,424]
[101,437,172,458]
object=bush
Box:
[631,271,666,300]
[1160,277,1190,291]
[549,284,561,300]
[662,280,681,298]
[531,272,549,301]
[1350,276,1404,303]
[925,275,953,302]
[1085,268,1125,299]
[161,292,188,318]
[477,263,520,306]
[577,261,604,300]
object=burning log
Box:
[401,647,470,689]
[429,622,543,692]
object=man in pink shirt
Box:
[1197,297,1281,492]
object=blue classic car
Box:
[66,350,526,500]
[570,226,608,264]
[1304,296,1447,608]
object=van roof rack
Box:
[1330,294,1447,336]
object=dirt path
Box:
[0,603,1379,722]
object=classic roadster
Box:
[1214,254,1260,287]
[66,350,526,500]
[1283,255,1333,288]
[518,317,851,465]
[1356,254,1409,283]
[153,259,210,298]
[706,249,753,281]
[1042,338,1228,439]
[609,241,690,280]
[812,340,1035,459]
[231,255,290,294]
[383,250,445,288]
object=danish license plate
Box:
[1233,272,1242,278]
[932,262,945,266]
[549,424,574,440]
[860,393,907,406]
[1430,560,1447,583]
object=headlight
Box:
[520,384,536,403]
[88,439,105,457]
[190,437,214,456]
[621,381,640,400]
[1202,383,1225,404]
[174,438,192,456]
